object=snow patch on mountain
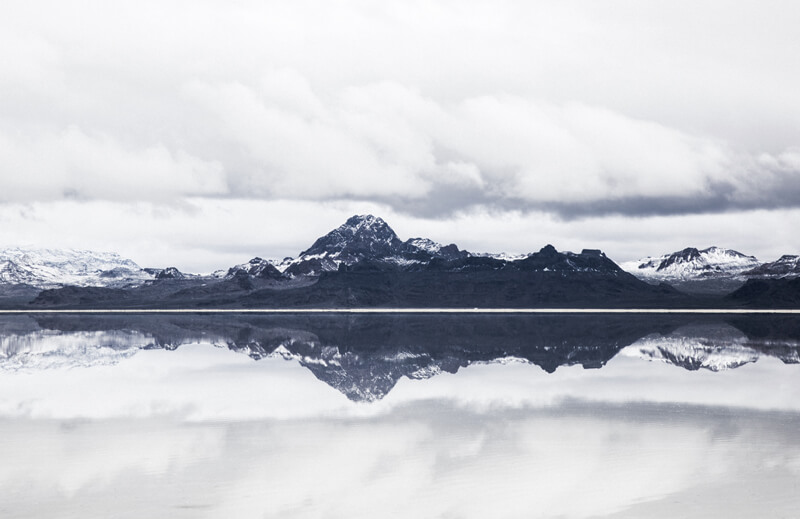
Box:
[472,252,532,262]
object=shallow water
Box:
[1,313,799,518]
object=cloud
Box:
[3,74,798,217]
[182,79,433,200]
[1,1,798,220]
[182,79,800,218]
[0,126,227,203]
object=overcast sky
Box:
[1,0,799,272]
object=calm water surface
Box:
[1,313,799,518]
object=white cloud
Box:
[0,126,227,202]
[183,79,433,199]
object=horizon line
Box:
[0,308,798,314]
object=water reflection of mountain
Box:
[1,314,799,401]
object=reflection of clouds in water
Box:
[1,404,799,519]
[389,356,800,414]
[1,341,799,517]
[0,344,350,420]
[0,419,225,498]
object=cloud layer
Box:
[2,1,799,217]
[1,1,799,266]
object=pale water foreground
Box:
[1,313,799,518]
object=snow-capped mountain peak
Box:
[272,214,468,277]
[0,247,154,289]
[224,257,284,280]
[621,246,760,281]
[744,254,800,278]
[299,214,402,258]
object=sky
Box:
[1,0,799,272]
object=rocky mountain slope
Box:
[224,214,469,279]
[744,255,800,278]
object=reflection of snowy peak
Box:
[621,247,760,281]
[0,248,154,288]
[626,336,760,371]
[263,341,455,402]
[3,314,800,401]
[623,323,800,371]
[0,330,151,371]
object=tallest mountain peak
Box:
[345,213,383,225]
[341,214,392,233]
[284,214,467,276]
[299,214,401,259]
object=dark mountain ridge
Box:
[26,236,693,309]
[4,214,799,309]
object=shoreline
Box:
[0,308,799,314]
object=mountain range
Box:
[1,214,799,308]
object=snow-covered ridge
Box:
[620,246,761,281]
[0,247,154,289]
[744,255,800,278]
[405,237,445,255]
